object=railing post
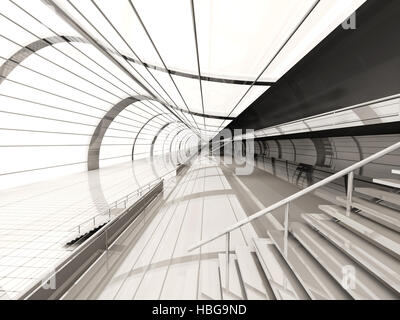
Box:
[187,141,400,256]
[106,229,108,251]
[225,232,230,290]
[284,203,290,258]
[346,171,354,216]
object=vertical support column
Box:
[284,203,290,258]
[346,171,354,216]
[225,232,230,290]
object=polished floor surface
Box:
[0,156,176,299]
[62,155,329,300]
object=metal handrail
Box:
[69,177,162,238]
[69,151,198,239]
[74,177,168,236]
[188,140,400,253]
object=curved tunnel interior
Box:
[1,0,400,302]
[0,36,203,189]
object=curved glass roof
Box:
[0,0,365,189]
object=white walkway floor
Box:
[63,155,330,300]
[0,156,176,299]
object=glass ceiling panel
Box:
[0,146,87,173]
[0,1,55,41]
[88,0,163,67]
[205,118,227,127]
[0,35,20,58]
[52,1,201,126]
[46,2,147,95]
[260,0,366,80]
[12,0,80,37]
[126,62,174,104]
[34,47,121,103]
[56,44,125,95]
[142,68,188,112]
[203,82,250,116]
[55,1,143,62]
[20,55,116,105]
[171,74,203,115]
[0,80,102,124]
[66,43,149,95]
[0,110,93,135]
[0,13,39,47]
[3,61,110,111]
[194,0,316,80]
[132,0,198,73]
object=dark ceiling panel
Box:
[228,0,400,131]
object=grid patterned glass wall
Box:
[0,0,366,189]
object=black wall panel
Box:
[228,0,400,131]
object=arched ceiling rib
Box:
[0,34,236,121]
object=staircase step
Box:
[294,219,398,300]
[200,259,222,300]
[336,196,400,232]
[314,188,343,205]
[253,238,309,300]
[319,205,400,258]
[235,246,274,300]
[268,230,350,300]
[218,254,245,300]
[356,187,400,207]
[302,213,400,296]
[393,170,400,175]
[319,205,400,259]
[373,178,400,189]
